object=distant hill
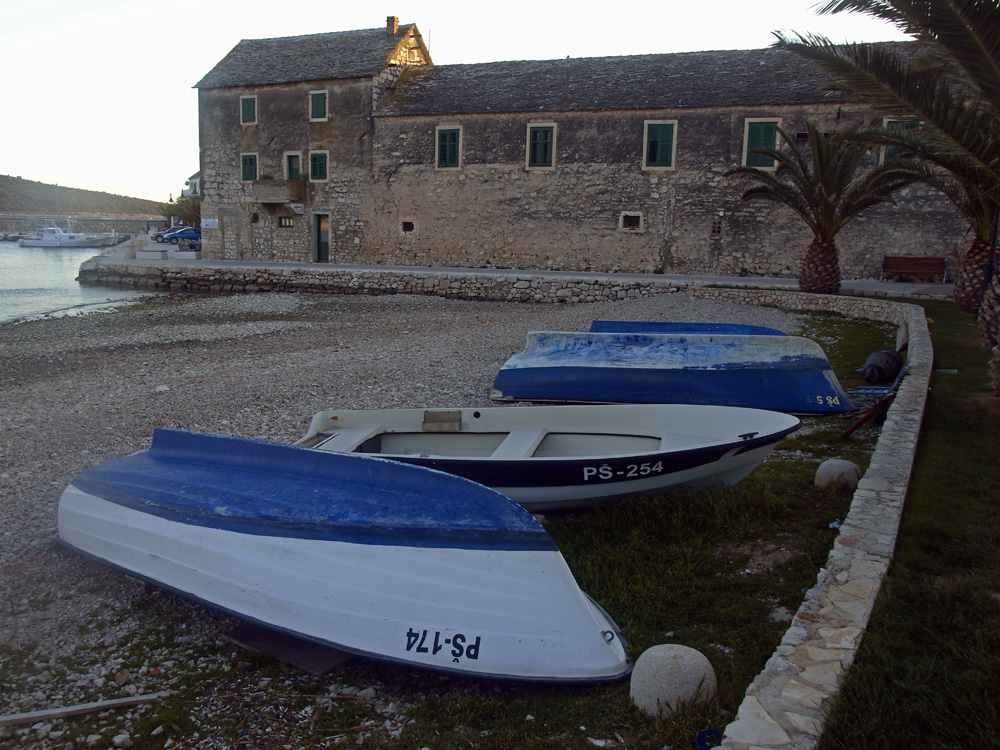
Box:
[0,175,163,218]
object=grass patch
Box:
[819,300,1000,749]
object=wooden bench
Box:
[880,256,948,283]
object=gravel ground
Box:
[0,290,805,749]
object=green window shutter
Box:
[241,97,256,124]
[241,154,256,181]
[310,92,327,120]
[646,123,674,167]
[310,152,327,180]
[438,129,460,167]
[529,127,553,167]
[746,121,777,167]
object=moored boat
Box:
[19,226,109,248]
[59,429,631,682]
[296,404,800,511]
[490,331,853,414]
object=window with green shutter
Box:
[645,122,676,168]
[310,151,328,181]
[241,153,257,181]
[310,91,328,121]
[437,128,460,168]
[240,96,257,125]
[286,153,301,180]
[527,125,554,168]
[745,120,778,168]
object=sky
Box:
[0,0,911,204]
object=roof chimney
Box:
[386,16,398,37]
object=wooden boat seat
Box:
[311,426,384,452]
[490,426,548,459]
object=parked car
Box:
[168,228,201,244]
[152,226,191,243]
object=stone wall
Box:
[359,104,962,278]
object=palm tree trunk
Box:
[978,270,1000,345]
[953,237,992,314]
[798,237,841,295]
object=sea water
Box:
[0,240,156,324]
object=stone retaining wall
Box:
[77,258,930,749]
[690,289,930,750]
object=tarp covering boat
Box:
[59,429,631,682]
[491,331,853,414]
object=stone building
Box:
[195,17,962,278]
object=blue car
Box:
[168,228,201,244]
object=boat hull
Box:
[490,332,853,414]
[58,429,630,682]
[589,321,788,335]
[297,404,801,511]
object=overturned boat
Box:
[59,429,631,682]
[296,404,800,512]
[490,331,853,414]
[589,320,787,336]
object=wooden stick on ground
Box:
[0,693,163,727]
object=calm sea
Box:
[0,240,156,325]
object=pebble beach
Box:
[0,290,806,748]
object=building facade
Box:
[196,19,962,278]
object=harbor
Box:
[0,239,156,324]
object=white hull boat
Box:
[59,429,631,682]
[296,404,800,511]
[19,226,109,248]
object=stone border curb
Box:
[691,289,930,750]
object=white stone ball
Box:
[629,644,717,718]
[815,458,862,490]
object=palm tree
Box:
[774,0,1000,377]
[726,123,919,295]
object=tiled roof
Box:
[376,48,849,116]
[196,25,418,89]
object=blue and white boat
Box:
[58,429,631,682]
[296,404,800,511]
[589,321,788,336]
[490,331,853,414]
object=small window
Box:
[241,153,258,181]
[436,125,461,169]
[309,91,328,121]
[285,152,301,180]
[619,212,644,232]
[743,119,780,169]
[643,121,677,169]
[279,217,294,228]
[401,220,415,234]
[240,96,257,125]
[309,151,328,181]
[526,124,556,169]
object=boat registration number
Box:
[805,395,842,406]
[406,627,481,663]
[583,461,664,482]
